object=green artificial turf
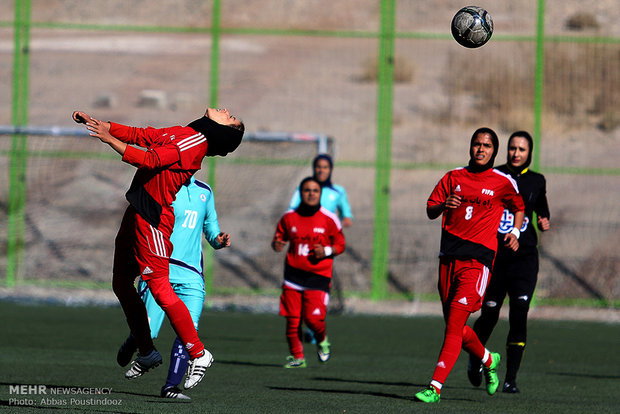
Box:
[0,302,618,413]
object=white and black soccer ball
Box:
[451,6,493,48]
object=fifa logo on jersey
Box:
[313,227,325,234]
[481,188,494,196]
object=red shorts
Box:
[438,256,490,313]
[113,206,172,281]
[279,286,329,319]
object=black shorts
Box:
[484,248,539,307]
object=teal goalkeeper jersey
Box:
[289,184,353,219]
[169,176,223,285]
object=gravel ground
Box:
[1,286,618,324]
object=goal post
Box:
[0,125,337,298]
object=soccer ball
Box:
[451,6,493,48]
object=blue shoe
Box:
[125,349,162,379]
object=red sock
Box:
[147,277,204,358]
[286,317,304,359]
[165,300,204,359]
[305,316,326,343]
[431,306,470,386]
[462,324,487,360]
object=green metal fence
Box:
[2,0,619,305]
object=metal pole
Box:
[7,0,32,287]
[204,0,222,297]
[533,0,545,171]
[371,0,396,300]
[531,0,546,309]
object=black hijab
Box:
[187,116,244,156]
[506,130,534,173]
[312,154,334,188]
[296,176,321,216]
[468,127,499,172]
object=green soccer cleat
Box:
[283,356,307,368]
[483,352,501,395]
[414,386,440,403]
[317,337,331,363]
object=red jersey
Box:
[427,167,525,267]
[274,207,346,292]
[110,122,207,234]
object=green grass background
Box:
[0,301,618,413]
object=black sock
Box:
[505,343,525,383]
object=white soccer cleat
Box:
[183,349,214,390]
